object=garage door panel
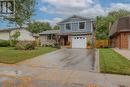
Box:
[72,36,87,48]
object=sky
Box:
[1,0,130,28]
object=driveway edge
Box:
[94,49,100,72]
[17,48,65,65]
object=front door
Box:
[60,36,68,46]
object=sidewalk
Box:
[113,48,130,60]
[1,66,130,87]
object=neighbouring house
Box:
[39,30,60,46]
[40,15,96,48]
[109,16,130,49]
[0,28,35,41]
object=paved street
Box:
[0,48,130,87]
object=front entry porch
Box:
[59,35,70,46]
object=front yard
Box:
[100,48,130,75]
[0,47,58,64]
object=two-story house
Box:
[39,15,95,48]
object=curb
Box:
[94,49,100,72]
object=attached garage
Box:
[72,36,87,48]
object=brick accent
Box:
[110,32,130,49]
[120,33,128,49]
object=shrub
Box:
[53,43,60,48]
[42,42,54,47]
[0,40,10,47]
[15,41,35,50]
[42,42,60,48]
[87,40,91,46]
[25,43,35,50]
[15,42,25,50]
[104,45,112,48]
[10,40,17,47]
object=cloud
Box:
[36,2,130,28]
[108,3,130,12]
[80,4,106,17]
[35,17,63,26]
[40,0,130,18]
[40,7,48,12]
[41,0,93,8]
[40,0,106,17]
[40,0,103,17]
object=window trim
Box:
[78,21,86,30]
[47,34,52,40]
[63,21,87,31]
[66,23,71,30]
[64,22,72,31]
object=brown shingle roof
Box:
[109,16,130,37]
[39,30,60,35]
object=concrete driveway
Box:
[18,48,95,72]
[1,48,130,87]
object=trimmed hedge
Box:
[0,40,10,47]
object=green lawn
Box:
[0,47,58,64]
[100,48,130,75]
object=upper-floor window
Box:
[66,23,71,30]
[79,22,85,29]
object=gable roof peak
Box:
[109,16,130,37]
[71,15,80,18]
[58,15,93,24]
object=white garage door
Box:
[72,36,87,48]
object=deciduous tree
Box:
[6,0,35,28]
[26,22,52,34]
[53,25,60,30]
[96,9,130,40]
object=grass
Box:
[100,48,130,75]
[0,47,58,64]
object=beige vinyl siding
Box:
[10,29,35,41]
[0,29,35,41]
[0,31,10,40]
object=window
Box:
[47,34,52,40]
[52,34,55,39]
[79,22,85,29]
[66,23,71,30]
